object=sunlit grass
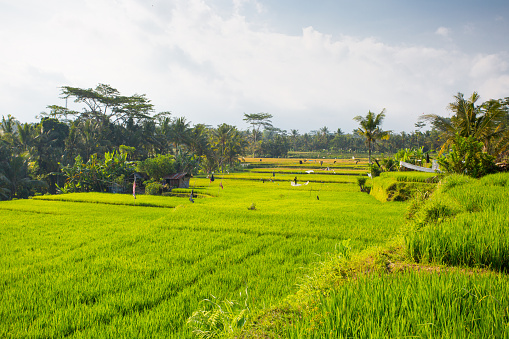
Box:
[287,270,509,338]
[0,169,406,337]
[406,173,509,271]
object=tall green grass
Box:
[406,173,509,271]
[287,270,509,338]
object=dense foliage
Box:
[59,151,135,193]
[1,86,508,199]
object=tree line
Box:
[1,84,508,200]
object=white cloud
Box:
[233,0,265,15]
[435,26,451,38]
[470,54,508,78]
[1,0,508,133]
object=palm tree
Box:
[421,92,509,157]
[290,129,299,151]
[15,122,35,152]
[188,124,210,157]
[0,115,16,134]
[153,113,173,155]
[169,117,191,152]
[213,123,233,173]
[1,153,46,199]
[1,115,17,145]
[353,109,390,164]
[224,129,248,167]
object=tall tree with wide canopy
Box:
[57,84,154,125]
[41,84,158,160]
[243,112,272,156]
[353,109,390,164]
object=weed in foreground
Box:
[187,290,250,338]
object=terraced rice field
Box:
[0,159,407,337]
[3,159,507,338]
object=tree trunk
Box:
[368,140,372,164]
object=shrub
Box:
[438,134,496,178]
[137,155,175,181]
[145,182,162,195]
[356,177,368,192]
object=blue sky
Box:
[1,0,508,133]
[263,0,508,50]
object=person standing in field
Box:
[294,177,297,184]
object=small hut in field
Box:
[163,173,191,189]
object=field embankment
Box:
[369,171,439,202]
[240,172,509,338]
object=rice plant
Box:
[287,270,509,338]
[0,170,406,337]
[406,173,509,271]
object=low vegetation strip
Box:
[32,192,181,208]
[215,173,357,184]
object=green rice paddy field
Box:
[1,158,509,338]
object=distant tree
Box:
[0,115,17,146]
[173,148,201,174]
[261,134,289,157]
[169,117,191,152]
[56,84,154,125]
[331,128,345,151]
[153,112,173,155]
[15,122,35,153]
[188,124,210,157]
[213,123,234,173]
[1,152,45,199]
[0,114,16,135]
[353,109,390,164]
[32,118,69,193]
[212,124,247,172]
[243,113,273,156]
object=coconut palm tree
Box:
[212,123,234,173]
[224,129,248,167]
[188,124,210,157]
[15,122,35,152]
[290,129,299,151]
[1,153,46,199]
[353,109,390,164]
[421,92,509,157]
[169,117,191,152]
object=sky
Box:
[1,0,508,134]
